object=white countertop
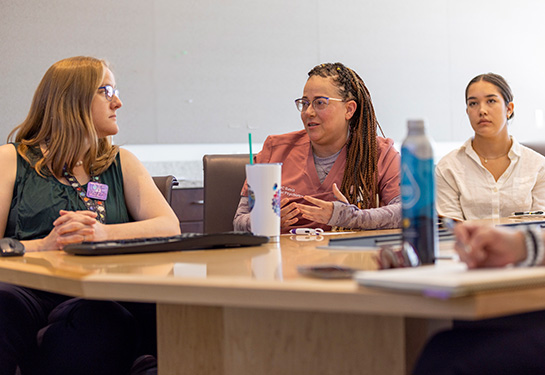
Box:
[122,141,462,187]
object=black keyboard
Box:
[63,232,269,256]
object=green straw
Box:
[248,133,253,164]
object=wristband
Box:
[517,227,542,267]
[533,227,545,266]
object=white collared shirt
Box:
[435,137,545,221]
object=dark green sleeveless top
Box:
[6,143,131,240]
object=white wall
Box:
[2,0,545,150]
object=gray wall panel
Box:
[1,0,544,146]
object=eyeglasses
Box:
[294,96,344,112]
[98,85,120,102]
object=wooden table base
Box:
[157,304,449,375]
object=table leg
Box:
[157,304,444,375]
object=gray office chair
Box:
[203,154,249,233]
[152,175,179,205]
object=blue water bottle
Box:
[401,119,437,265]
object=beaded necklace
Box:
[62,166,108,223]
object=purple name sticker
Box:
[87,182,109,201]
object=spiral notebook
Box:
[354,263,545,298]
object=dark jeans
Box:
[0,282,156,375]
[413,310,545,375]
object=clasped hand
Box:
[280,183,348,230]
[42,210,105,250]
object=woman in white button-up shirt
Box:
[436,73,545,221]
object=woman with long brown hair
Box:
[234,62,401,233]
[0,56,180,374]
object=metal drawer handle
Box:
[192,200,204,205]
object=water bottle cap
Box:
[407,119,425,130]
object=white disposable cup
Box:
[245,163,282,240]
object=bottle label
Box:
[400,151,434,213]
[401,147,437,264]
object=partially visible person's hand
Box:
[299,196,334,225]
[298,183,348,225]
[453,223,526,268]
[280,198,300,230]
[332,183,348,204]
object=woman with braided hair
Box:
[234,62,401,233]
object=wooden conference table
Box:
[1,225,545,374]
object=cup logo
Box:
[272,183,280,217]
[248,185,255,212]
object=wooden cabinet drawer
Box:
[171,187,204,232]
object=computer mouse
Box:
[0,238,25,257]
